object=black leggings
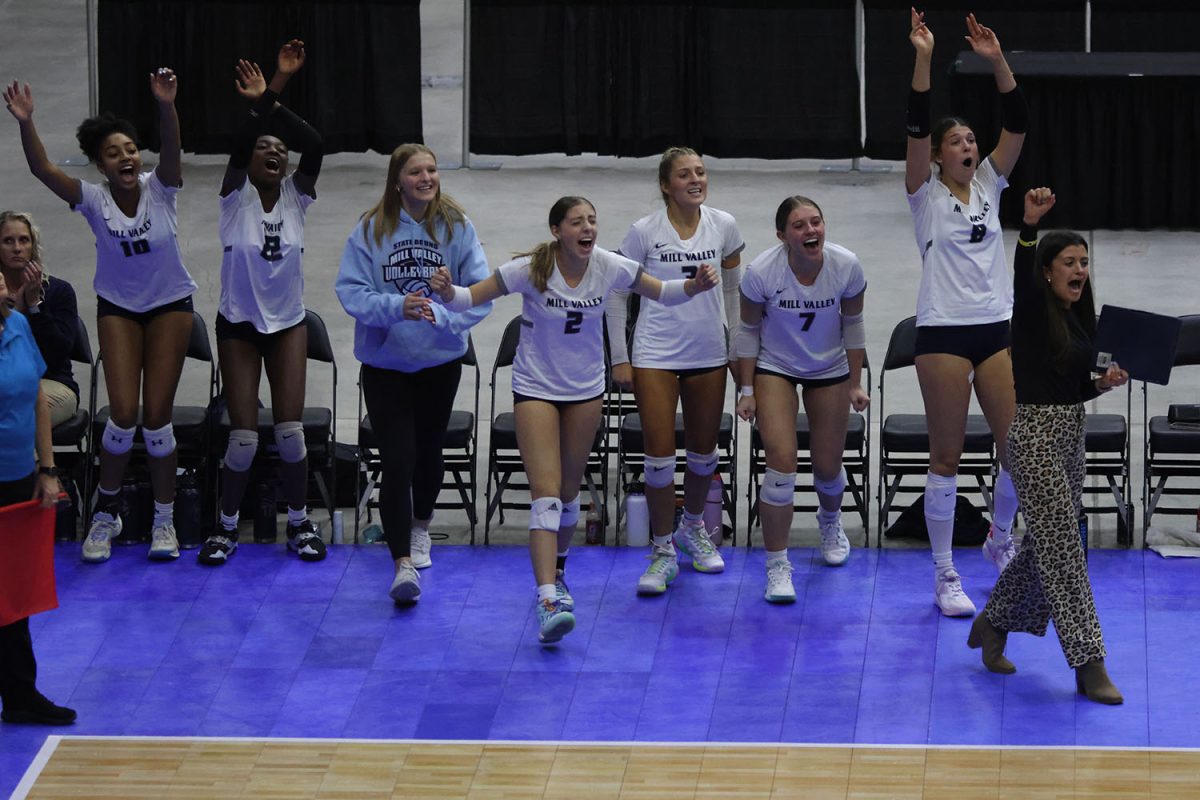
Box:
[361,360,462,560]
[0,472,38,710]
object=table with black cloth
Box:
[950,51,1200,231]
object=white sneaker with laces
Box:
[982,528,1017,574]
[673,519,725,573]
[819,517,851,566]
[82,514,121,563]
[389,562,421,604]
[149,522,180,560]
[764,559,796,604]
[410,526,432,569]
[636,545,680,595]
[935,569,976,617]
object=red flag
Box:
[0,499,59,626]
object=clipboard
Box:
[1094,305,1181,385]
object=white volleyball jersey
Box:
[740,242,866,380]
[619,206,744,369]
[218,175,314,333]
[498,246,640,401]
[73,171,197,312]
[907,157,1012,327]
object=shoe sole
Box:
[539,612,575,644]
[389,583,421,604]
[1,710,77,725]
[197,551,234,566]
[822,551,850,567]
[81,551,110,563]
[636,567,678,595]
[148,550,180,561]
[411,554,432,569]
[765,592,797,604]
[289,543,327,562]
[936,602,977,618]
[690,560,725,573]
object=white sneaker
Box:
[636,545,680,595]
[389,562,421,604]
[82,514,121,563]
[410,526,432,569]
[819,517,851,566]
[673,519,725,573]
[935,569,976,617]
[764,559,796,604]
[982,528,1017,574]
[149,522,180,560]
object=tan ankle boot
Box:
[967,614,1016,674]
[1075,659,1123,705]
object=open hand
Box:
[965,13,1002,61]
[277,39,306,76]
[234,60,266,101]
[149,68,178,104]
[3,81,34,122]
[910,8,934,56]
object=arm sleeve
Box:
[25,279,78,367]
[334,228,407,328]
[228,104,266,171]
[605,291,630,365]
[438,222,492,336]
[1011,223,1039,310]
[721,261,742,334]
[271,104,324,178]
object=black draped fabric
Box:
[861,1,1082,161]
[1091,1,1200,52]
[469,0,859,159]
[951,52,1200,231]
[97,0,422,155]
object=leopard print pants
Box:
[983,403,1106,668]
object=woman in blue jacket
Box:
[336,144,491,604]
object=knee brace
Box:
[223,429,259,473]
[529,496,562,532]
[685,448,719,477]
[559,494,581,528]
[274,421,307,464]
[924,472,958,521]
[643,454,675,488]
[101,419,136,456]
[142,422,176,459]
[813,467,847,498]
[760,468,795,507]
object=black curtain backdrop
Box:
[469,0,860,159]
[861,1,1082,161]
[1090,1,1200,52]
[952,53,1200,231]
[97,0,422,155]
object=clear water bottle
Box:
[625,486,649,547]
[585,504,603,545]
[704,474,724,546]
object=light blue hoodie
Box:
[336,209,492,372]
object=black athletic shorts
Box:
[914,320,1010,367]
[97,295,193,324]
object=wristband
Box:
[740,386,754,397]
[999,85,1028,135]
[906,88,931,139]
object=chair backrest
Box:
[493,315,524,371]
[1174,314,1200,367]
[305,310,334,364]
[187,311,213,362]
[882,316,918,372]
[69,315,93,364]
[463,335,477,368]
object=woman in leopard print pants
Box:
[967,187,1128,704]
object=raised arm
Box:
[3,82,82,205]
[905,7,934,194]
[964,14,1026,177]
[150,68,182,187]
[269,40,322,197]
[221,59,268,196]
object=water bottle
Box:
[118,476,152,544]
[1078,509,1088,558]
[585,504,603,545]
[174,470,202,549]
[332,510,344,544]
[254,478,278,543]
[55,490,76,542]
[704,474,724,546]
[625,485,649,547]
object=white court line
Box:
[11,735,62,800]
[40,734,1200,753]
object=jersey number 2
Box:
[564,311,584,335]
[119,239,150,257]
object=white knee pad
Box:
[760,468,795,507]
[924,472,958,521]
[142,423,176,459]
[813,468,847,497]
[685,448,719,477]
[559,494,581,528]
[643,454,675,488]
[529,496,562,532]
[223,429,259,473]
[274,421,306,464]
[101,419,136,456]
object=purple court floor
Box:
[2,541,1197,796]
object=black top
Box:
[19,275,79,398]
[1011,224,1101,406]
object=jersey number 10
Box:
[119,239,151,257]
